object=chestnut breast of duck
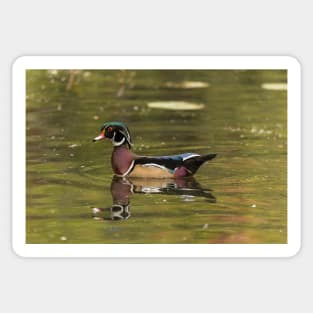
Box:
[111,145,135,177]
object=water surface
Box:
[26,69,287,244]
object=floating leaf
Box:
[147,101,204,110]
[68,144,80,148]
[165,81,210,89]
[48,70,58,76]
[261,83,287,91]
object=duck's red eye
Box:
[105,126,114,139]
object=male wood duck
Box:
[93,121,216,178]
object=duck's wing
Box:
[134,153,200,172]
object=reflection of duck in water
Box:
[93,176,132,221]
[93,121,216,178]
[92,176,216,221]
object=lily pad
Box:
[165,81,210,89]
[261,83,287,91]
[147,101,205,111]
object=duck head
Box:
[93,121,132,148]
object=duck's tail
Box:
[183,153,217,175]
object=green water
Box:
[26,69,287,244]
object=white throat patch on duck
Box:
[112,132,126,147]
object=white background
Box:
[1,1,311,312]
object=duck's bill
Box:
[93,133,105,142]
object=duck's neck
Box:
[111,144,134,176]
